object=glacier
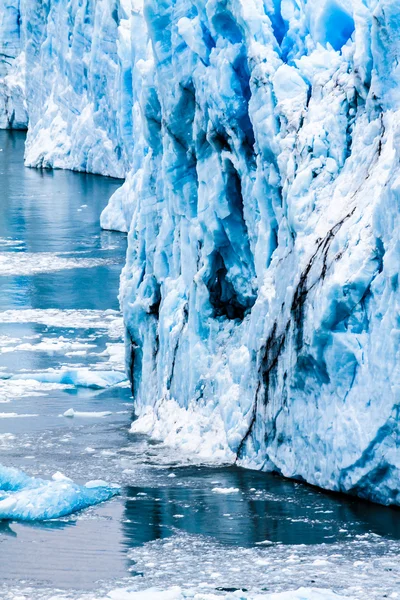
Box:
[0,464,120,521]
[1,0,400,506]
[0,0,27,128]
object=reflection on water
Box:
[1,129,400,593]
[121,465,400,549]
[0,521,17,537]
[0,130,126,313]
[3,460,400,589]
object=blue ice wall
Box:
[114,0,400,507]
[1,0,400,506]
[0,0,136,176]
[0,0,27,128]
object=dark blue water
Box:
[1,130,400,593]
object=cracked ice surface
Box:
[2,1,400,505]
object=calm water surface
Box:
[0,130,399,594]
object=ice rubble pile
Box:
[1,0,400,506]
[0,464,119,521]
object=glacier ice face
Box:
[0,0,27,129]
[0,464,120,521]
[113,0,400,506]
[1,0,136,176]
[22,0,133,176]
[2,0,400,506]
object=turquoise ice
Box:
[0,465,120,521]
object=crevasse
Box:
[1,0,400,506]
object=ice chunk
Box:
[0,412,38,418]
[212,487,240,494]
[0,309,123,338]
[63,408,113,418]
[51,472,73,482]
[0,464,119,521]
[0,252,119,276]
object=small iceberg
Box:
[0,464,120,521]
[11,368,126,389]
[62,408,113,418]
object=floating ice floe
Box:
[0,252,119,276]
[0,338,96,354]
[212,487,240,495]
[11,368,127,389]
[63,408,113,418]
[0,379,75,403]
[0,309,124,338]
[0,464,119,521]
[0,412,38,418]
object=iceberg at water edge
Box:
[0,464,120,521]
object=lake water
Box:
[0,130,399,599]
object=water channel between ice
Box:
[0,130,400,599]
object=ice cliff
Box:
[0,0,27,128]
[1,0,400,506]
[1,0,134,176]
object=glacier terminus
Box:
[1,0,400,511]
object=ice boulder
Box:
[0,464,120,521]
